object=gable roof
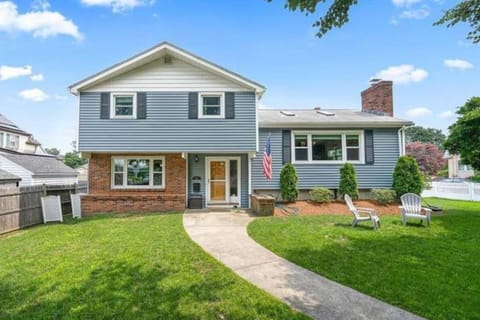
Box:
[0,149,78,177]
[259,109,413,128]
[69,41,266,96]
[0,113,29,135]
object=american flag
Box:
[263,135,272,180]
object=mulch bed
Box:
[274,200,401,217]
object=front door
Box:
[206,157,241,206]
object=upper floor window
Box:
[293,131,364,163]
[199,93,224,118]
[0,132,4,148]
[6,133,19,150]
[111,93,136,118]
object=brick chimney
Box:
[361,80,393,116]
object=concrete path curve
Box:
[183,212,424,320]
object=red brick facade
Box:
[82,153,186,214]
[361,80,394,116]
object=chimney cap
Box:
[369,78,382,84]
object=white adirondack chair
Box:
[344,194,380,230]
[399,193,431,226]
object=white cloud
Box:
[80,0,155,13]
[19,88,49,102]
[0,65,32,80]
[392,0,423,7]
[444,59,474,70]
[30,73,44,81]
[373,64,428,85]
[31,0,51,11]
[406,107,432,118]
[400,7,430,19]
[0,1,82,40]
[439,111,455,119]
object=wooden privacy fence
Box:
[0,182,88,235]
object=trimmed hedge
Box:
[392,156,424,197]
[339,163,359,200]
[280,163,298,202]
[310,187,334,203]
[371,189,396,205]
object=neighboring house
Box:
[0,148,78,186]
[69,42,412,213]
[0,113,46,155]
[445,153,475,179]
[0,169,21,188]
[76,163,89,182]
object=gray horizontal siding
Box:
[252,128,400,190]
[79,92,256,152]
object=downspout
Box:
[397,126,409,156]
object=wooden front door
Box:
[209,160,226,202]
[206,157,241,206]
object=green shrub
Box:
[310,187,334,203]
[392,156,424,197]
[469,172,480,182]
[437,168,448,178]
[280,163,298,202]
[339,163,359,200]
[370,189,396,205]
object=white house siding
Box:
[0,155,33,186]
[85,57,248,92]
[32,176,78,185]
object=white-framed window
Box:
[6,133,19,150]
[0,132,4,148]
[111,156,165,188]
[199,92,224,118]
[292,131,364,164]
[111,93,136,118]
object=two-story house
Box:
[0,113,45,154]
[70,42,412,214]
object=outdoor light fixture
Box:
[194,154,199,162]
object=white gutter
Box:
[397,126,409,156]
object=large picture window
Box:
[292,131,364,163]
[112,156,165,188]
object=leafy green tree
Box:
[392,156,424,197]
[280,163,299,202]
[45,147,61,156]
[405,126,446,149]
[339,163,358,200]
[268,0,480,43]
[64,141,87,168]
[444,97,480,170]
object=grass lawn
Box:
[0,213,308,320]
[248,198,480,320]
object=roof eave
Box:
[69,42,266,95]
[259,121,414,128]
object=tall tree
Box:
[444,97,480,170]
[64,141,87,169]
[405,126,446,148]
[268,0,480,43]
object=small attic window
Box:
[316,110,335,116]
[280,111,295,116]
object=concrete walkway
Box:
[183,212,423,320]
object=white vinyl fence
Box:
[422,181,480,201]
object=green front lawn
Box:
[248,198,480,320]
[0,213,307,320]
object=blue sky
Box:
[0,0,478,152]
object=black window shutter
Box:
[225,92,235,119]
[188,92,198,119]
[100,92,110,119]
[282,130,291,164]
[365,130,374,165]
[137,92,147,119]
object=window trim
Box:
[110,92,137,119]
[111,156,165,189]
[292,130,365,164]
[5,133,19,150]
[198,92,225,119]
